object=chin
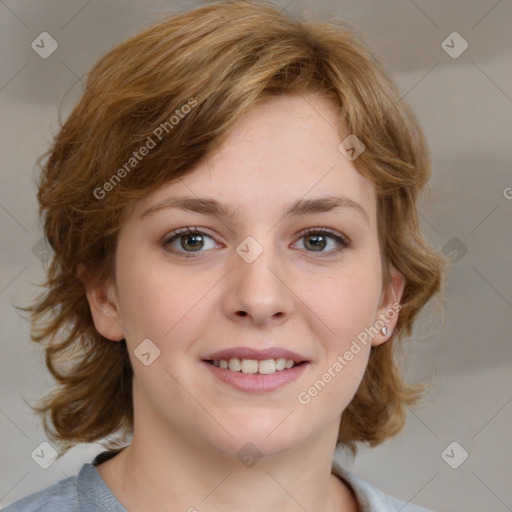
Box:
[206,411,313,459]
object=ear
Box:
[371,265,405,347]
[77,263,125,341]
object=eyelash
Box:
[162,226,351,258]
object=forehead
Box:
[132,93,377,226]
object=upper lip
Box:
[204,346,309,363]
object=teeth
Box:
[229,358,241,372]
[258,359,276,375]
[241,359,259,374]
[212,357,298,374]
[275,357,286,371]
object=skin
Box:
[81,92,404,512]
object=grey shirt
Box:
[3,450,433,511]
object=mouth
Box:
[201,347,310,393]
[205,357,308,375]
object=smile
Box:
[208,357,302,374]
[202,346,309,393]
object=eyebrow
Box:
[141,195,369,225]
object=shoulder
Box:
[2,455,125,512]
[1,473,80,512]
[332,454,434,512]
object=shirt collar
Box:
[79,449,404,512]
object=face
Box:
[85,93,404,458]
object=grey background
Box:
[1,0,511,510]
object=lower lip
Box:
[202,361,309,393]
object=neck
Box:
[97,420,358,512]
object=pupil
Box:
[183,234,203,251]
[306,235,325,251]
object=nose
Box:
[222,237,295,328]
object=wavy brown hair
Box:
[23,0,450,457]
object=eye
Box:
[163,227,219,257]
[293,227,350,255]
[162,226,351,258]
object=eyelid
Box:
[297,227,351,245]
[162,225,351,256]
[293,227,351,256]
[162,227,219,258]
[162,226,219,247]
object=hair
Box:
[22,0,450,457]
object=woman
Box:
[6,1,448,510]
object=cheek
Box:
[114,246,173,340]
[296,276,377,416]
[307,266,382,411]
[300,263,382,351]
[115,253,214,351]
